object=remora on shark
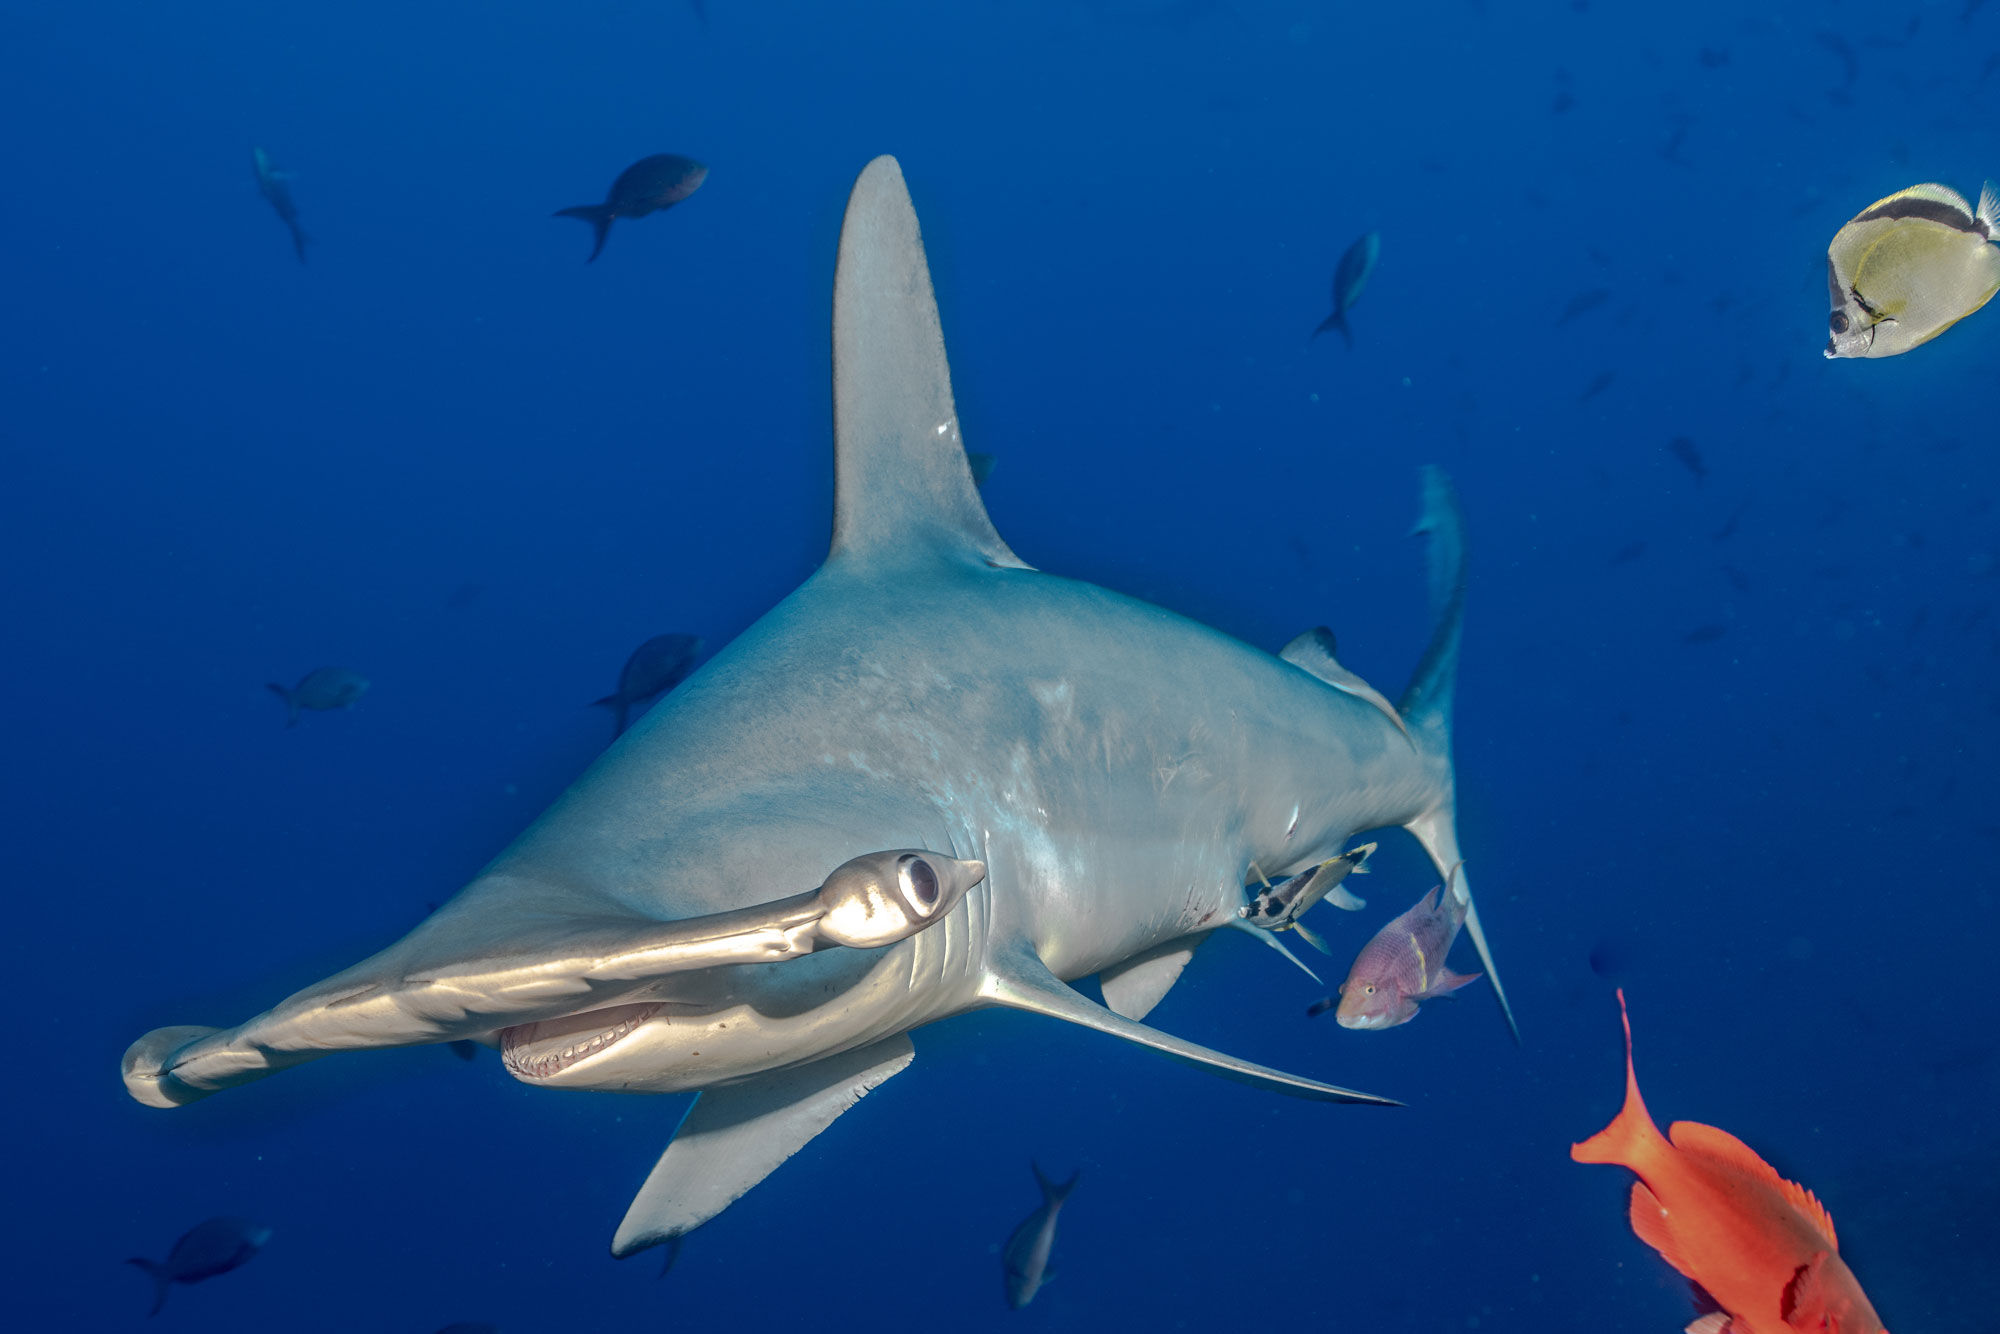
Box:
[122,155,1513,1258]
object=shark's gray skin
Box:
[122,155,1513,1258]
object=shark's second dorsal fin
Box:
[829,156,1026,571]
[982,946,1395,1105]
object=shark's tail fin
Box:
[124,1257,172,1316]
[265,682,298,728]
[554,204,615,263]
[1397,467,1518,1043]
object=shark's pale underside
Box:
[122,155,1513,1257]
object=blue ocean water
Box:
[4,1,1994,1329]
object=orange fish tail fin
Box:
[1570,989,1669,1169]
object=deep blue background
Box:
[4,2,1994,1329]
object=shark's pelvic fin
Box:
[982,947,1395,1105]
[1396,467,1518,1043]
[1280,627,1412,740]
[610,1034,916,1257]
[1098,935,1202,1021]
[828,156,1027,572]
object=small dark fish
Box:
[1720,564,1750,593]
[1681,623,1728,644]
[1980,52,2000,85]
[1658,119,1694,167]
[1311,232,1381,347]
[1308,868,1479,1029]
[267,666,369,727]
[448,1039,479,1061]
[1698,46,1731,68]
[1003,1164,1078,1309]
[1551,89,1576,115]
[656,1235,683,1279]
[689,0,708,29]
[252,147,308,264]
[1578,370,1616,401]
[1554,288,1609,325]
[1816,31,1859,86]
[1667,436,1707,486]
[555,154,709,263]
[967,451,997,488]
[593,633,704,736]
[126,1217,270,1317]
[1608,541,1647,566]
[445,580,485,610]
[1712,500,1748,542]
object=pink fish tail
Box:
[1570,989,1669,1170]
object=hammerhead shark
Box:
[122,155,1513,1259]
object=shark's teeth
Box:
[500,1003,662,1082]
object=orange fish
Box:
[1571,990,1890,1334]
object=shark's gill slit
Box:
[501,1003,662,1081]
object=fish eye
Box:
[1363,984,1376,995]
[898,855,940,914]
[1829,311,1849,334]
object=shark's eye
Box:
[1830,310,1849,334]
[899,855,940,914]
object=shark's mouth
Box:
[500,1002,662,1082]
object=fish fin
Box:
[1290,920,1333,956]
[1279,627,1412,739]
[1310,309,1350,344]
[1665,1120,1835,1243]
[1099,935,1202,1021]
[1223,916,1322,982]
[124,1257,172,1317]
[1627,1181,1699,1280]
[1032,1161,1081,1207]
[609,1033,915,1257]
[1781,1251,1834,1325]
[1684,1313,1733,1334]
[1426,967,1482,996]
[1979,180,2000,238]
[966,450,997,488]
[266,682,298,727]
[656,1235,683,1278]
[1570,990,1670,1169]
[588,696,628,736]
[1398,468,1517,1042]
[981,945,1395,1104]
[553,204,615,263]
[828,156,1026,572]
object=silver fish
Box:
[1003,1164,1079,1309]
[266,666,368,727]
[125,1217,270,1317]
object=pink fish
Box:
[1308,868,1481,1029]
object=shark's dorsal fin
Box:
[982,946,1395,1105]
[610,1033,914,1257]
[830,156,1026,571]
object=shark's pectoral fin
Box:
[982,948,1395,1105]
[1097,935,1202,1021]
[610,1034,916,1258]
